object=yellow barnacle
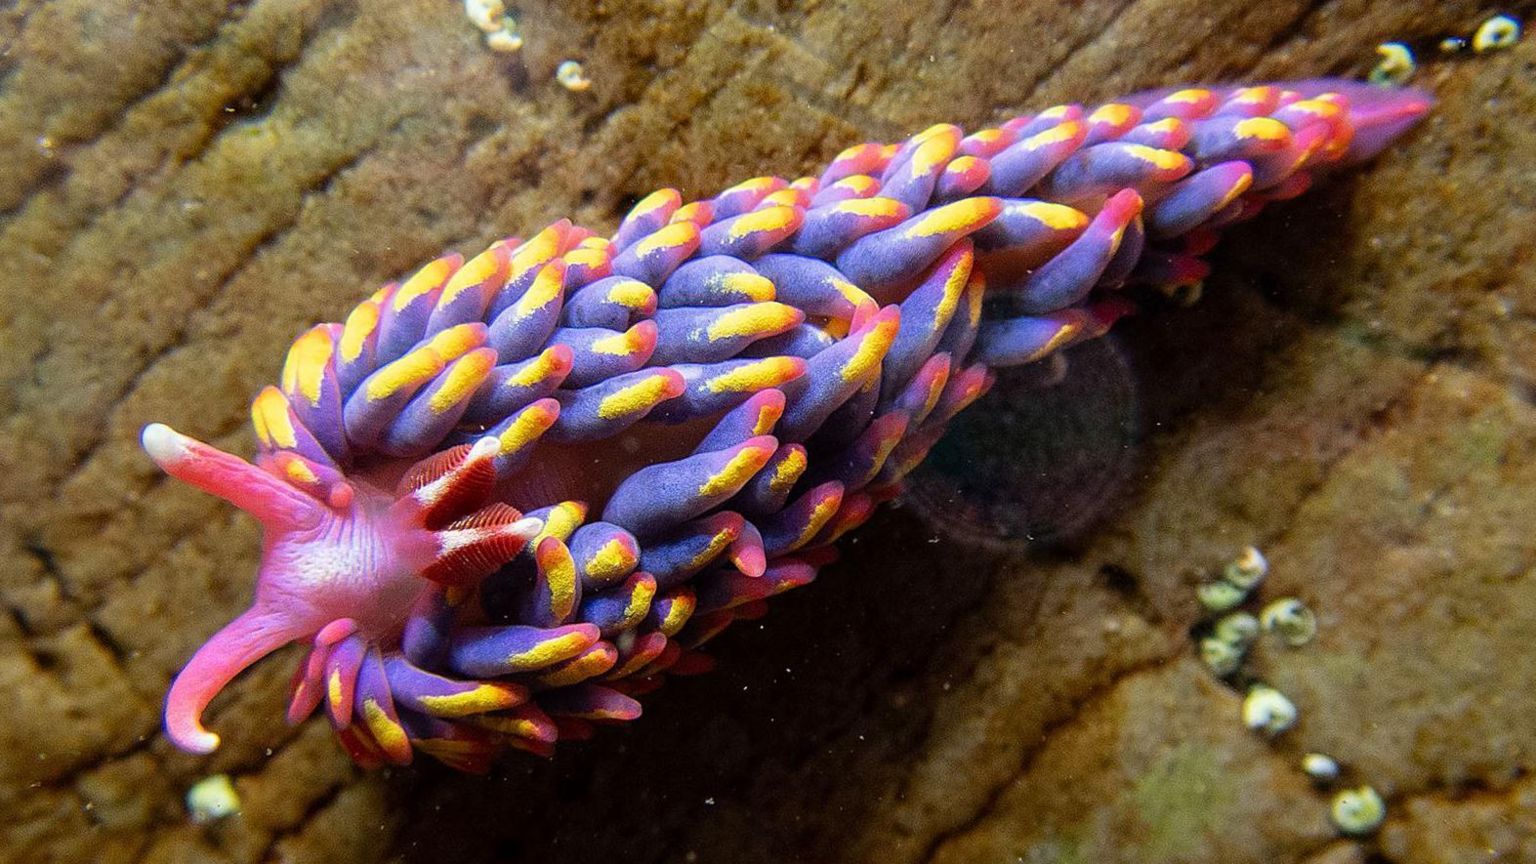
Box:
[596,373,676,420]
[428,350,495,414]
[251,387,298,448]
[904,197,1001,239]
[726,205,796,242]
[339,300,381,364]
[1020,201,1089,232]
[281,326,334,407]
[1233,116,1291,143]
[698,446,771,497]
[393,255,458,312]
[1473,14,1521,53]
[555,60,591,92]
[705,303,799,341]
[1369,42,1416,88]
[365,348,444,402]
[704,357,801,394]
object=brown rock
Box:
[0,2,1529,863]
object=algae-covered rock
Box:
[0,2,1530,862]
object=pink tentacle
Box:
[164,604,307,754]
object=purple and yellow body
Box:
[142,79,1430,772]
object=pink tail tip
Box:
[1281,79,1434,163]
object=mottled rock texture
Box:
[1,1,1532,862]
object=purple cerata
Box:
[141,79,1431,772]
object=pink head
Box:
[141,424,540,753]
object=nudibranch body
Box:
[144,79,1430,772]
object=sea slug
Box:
[142,79,1431,772]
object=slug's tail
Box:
[968,79,1432,368]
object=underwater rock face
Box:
[0,2,1530,864]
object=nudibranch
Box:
[143,79,1430,772]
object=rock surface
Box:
[1,1,1531,862]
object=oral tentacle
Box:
[164,603,308,754]
[142,424,323,532]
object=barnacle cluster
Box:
[1187,548,1392,838]
[463,0,523,53]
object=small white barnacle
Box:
[556,60,592,92]
[1223,546,1268,591]
[1213,611,1260,648]
[1330,785,1386,836]
[486,23,524,53]
[186,774,240,824]
[1200,636,1244,678]
[1302,752,1341,783]
[1473,14,1522,53]
[1260,597,1318,646]
[463,0,507,33]
[1369,42,1416,89]
[1438,35,1468,54]
[1242,684,1297,737]
[1157,279,1203,306]
[1198,579,1246,614]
